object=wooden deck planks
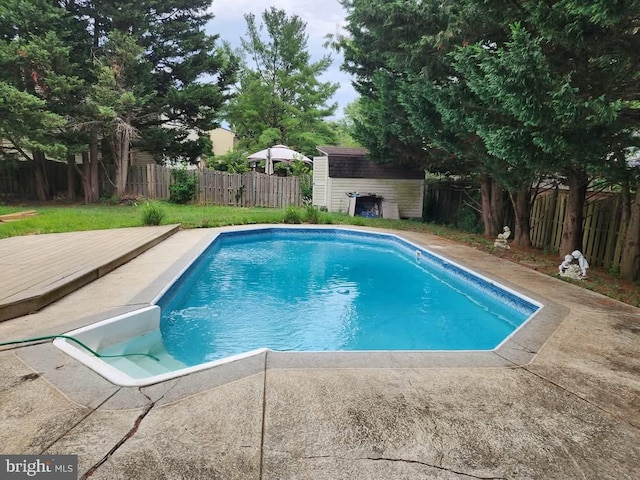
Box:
[0,225,179,321]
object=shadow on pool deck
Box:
[0,225,639,479]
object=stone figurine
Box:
[493,226,511,249]
[572,250,589,277]
[558,250,589,279]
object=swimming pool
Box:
[54,226,542,386]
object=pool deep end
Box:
[54,227,544,387]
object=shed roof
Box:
[316,146,424,180]
[316,146,369,156]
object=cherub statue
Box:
[559,254,573,275]
[571,250,589,277]
[493,226,511,249]
[558,250,589,279]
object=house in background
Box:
[312,146,425,219]
[209,127,236,156]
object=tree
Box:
[87,31,149,196]
[226,7,339,157]
[69,0,238,197]
[338,0,508,236]
[450,23,616,248]
[339,0,640,250]
[0,0,80,200]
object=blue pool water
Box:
[150,229,538,366]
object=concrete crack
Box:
[302,455,507,479]
[493,351,638,430]
[80,390,157,479]
[39,388,122,455]
[520,366,640,432]
[364,456,507,479]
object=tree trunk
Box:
[509,182,532,248]
[77,152,100,204]
[66,154,76,201]
[89,130,100,201]
[620,184,640,281]
[32,150,51,201]
[616,178,631,256]
[480,174,503,238]
[75,131,100,203]
[560,168,589,255]
[113,127,131,198]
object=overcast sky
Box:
[206,0,357,119]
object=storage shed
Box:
[312,146,425,218]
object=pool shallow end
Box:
[54,306,270,387]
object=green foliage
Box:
[455,205,483,234]
[283,205,302,224]
[207,150,251,173]
[299,173,313,202]
[169,168,197,204]
[339,0,640,251]
[0,0,79,163]
[225,7,338,157]
[140,201,165,226]
[304,203,321,224]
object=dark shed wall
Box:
[327,155,424,180]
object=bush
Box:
[206,150,250,173]
[169,168,197,204]
[141,201,164,226]
[299,174,312,202]
[456,204,483,233]
[283,205,302,224]
[305,203,321,224]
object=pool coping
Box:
[47,225,570,393]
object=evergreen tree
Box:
[339,0,640,249]
[226,7,338,157]
[70,0,238,195]
[0,0,81,200]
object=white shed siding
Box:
[312,156,329,207]
[328,178,424,218]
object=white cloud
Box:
[207,0,357,118]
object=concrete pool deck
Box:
[0,226,639,479]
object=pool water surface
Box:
[154,229,536,364]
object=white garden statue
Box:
[493,226,511,249]
[559,250,589,279]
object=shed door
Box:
[312,156,328,207]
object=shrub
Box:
[141,201,164,226]
[299,174,312,202]
[283,205,302,224]
[305,203,321,224]
[169,168,197,204]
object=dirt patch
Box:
[478,243,640,308]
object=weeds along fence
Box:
[102,164,305,208]
[424,181,626,271]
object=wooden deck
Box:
[0,225,180,322]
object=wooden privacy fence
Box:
[120,164,304,208]
[425,181,628,271]
[0,160,68,198]
[529,189,625,269]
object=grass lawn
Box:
[1,201,638,307]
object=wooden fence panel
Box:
[191,168,302,207]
